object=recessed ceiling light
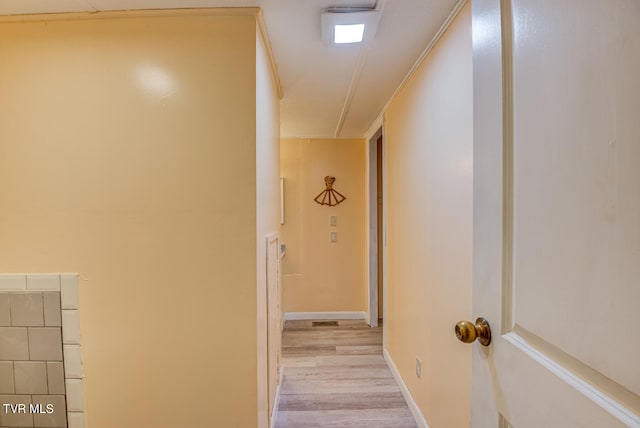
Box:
[334,24,365,44]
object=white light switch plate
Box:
[330,216,337,226]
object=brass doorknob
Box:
[455,317,492,346]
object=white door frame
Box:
[265,232,282,427]
[367,127,385,329]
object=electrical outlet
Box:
[330,231,337,242]
[330,215,337,226]
[416,357,422,379]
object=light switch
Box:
[330,232,337,242]
[330,216,337,226]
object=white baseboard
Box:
[283,311,367,321]
[383,348,429,428]
[270,370,284,428]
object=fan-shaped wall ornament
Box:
[314,176,346,206]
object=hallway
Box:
[0,0,638,426]
[274,320,418,428]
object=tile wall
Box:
[0,275,84,428]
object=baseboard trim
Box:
[283,311,367,321]
[270,370,284,428]
[383,348,430,428]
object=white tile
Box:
[61,309,80,344]
[47,361,66,394]
[0,395,33,426]
[0,294,10,326]
[61,274,79,309]
[14,361,48,394]
[28,327,63,361]
[67,411,85,428]
[63,345,83,379]
[0,327,29,360]
[65,379,85,412]
[0,274,27,291]
[32,395,67,428]
[10,293,44,326]
[27,274,61,292]
[0,361,14,394]
[44,292,62,327]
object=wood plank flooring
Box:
[274,320,418,428]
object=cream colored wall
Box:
[0,12,266,428]
[280,139,367,313]
[255,24,281,428]
[384,4,473,428]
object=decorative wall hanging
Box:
[314,176,346,206]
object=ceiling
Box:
[0,0,459,138]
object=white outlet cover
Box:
[330,231,338,242]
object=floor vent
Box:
[312,321,339,327]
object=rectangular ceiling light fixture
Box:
[321,5,382,47]
[334,23,366,44]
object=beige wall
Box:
[0,11,276,428]
[280,139,367,313]
[255,24,281,428]
[384,4,473,428]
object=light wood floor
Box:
[274,320,418,428]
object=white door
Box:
[266,232,282,423]
[471,0,640,426]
